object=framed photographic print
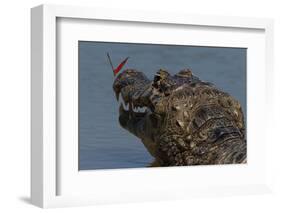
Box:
[31,4,274,208]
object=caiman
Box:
[112,64,246,167]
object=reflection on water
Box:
[79,41,246,170]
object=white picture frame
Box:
[31,4,274,208]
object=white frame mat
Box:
[31,4,274,208]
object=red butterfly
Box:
[107,53,129,76]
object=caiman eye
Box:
[176,69,193,78]
[154,75,161,82]
[153,69,170,89]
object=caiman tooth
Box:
[122,92,129,105]
[124,102,129,110]
[125,99,129,105]
[119,103,125,114]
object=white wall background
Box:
[0,0,280,212]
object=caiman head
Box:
[112,68,203,160]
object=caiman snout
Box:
[113,69,154,137]
[113,69,152,106]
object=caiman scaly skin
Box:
[113,69,246,166]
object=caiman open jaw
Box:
[113,69,154,138]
